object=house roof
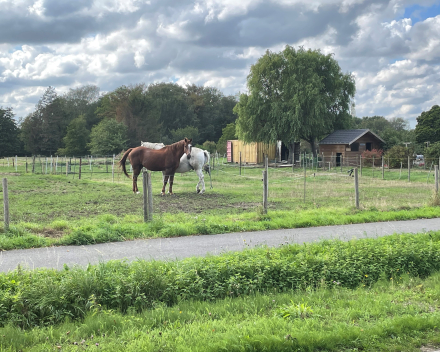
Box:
[319,129,385,145]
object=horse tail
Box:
[204,150,210,166]
[118,148,133,179]
[204,150,211,176]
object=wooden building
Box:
[227,140,276,164]
[319,129,385,166]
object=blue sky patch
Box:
[402,3,440,24]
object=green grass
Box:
[2,231,440,329]
[2,264,440,351]
[0,158,440,249]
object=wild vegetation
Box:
[1,232,440,350]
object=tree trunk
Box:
[288,142,295,164]
[308,138,317,158]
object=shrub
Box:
[202,140,216,154]
[2,232,440,328]
[361,149,383,167]
[384,145,414,168]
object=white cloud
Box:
[0,0,439,130]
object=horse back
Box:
[132,146,180,172]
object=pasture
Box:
[0,156,440,250]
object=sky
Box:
[0,0,439,128]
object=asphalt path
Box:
[1,218,440,273]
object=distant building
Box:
[319,129,385,166]
[227,140,276,164]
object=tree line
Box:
[1,83,237,157]
[1,46,439,160]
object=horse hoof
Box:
[197,189,200,193]
[136,191,140,194]
[161,192,165,196]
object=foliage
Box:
[235,46,355,159]
[88,119,128,155]
[202,140,216,153]
[424,141,440,160]
[1,232,440,328]
[384,145,414,168]
[169,126,199,144]
[275,301,313,319]
[352,116,415,150]
[216,122,237,154]
[96,84,162,147]
[0,107,21,157]
[57,115,90,156]
[20,87,70,155]
[415,105,440,145]
[2,273,440,351]
[361,149,383,167]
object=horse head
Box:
[184,138,193,160]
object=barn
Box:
[319,129,385,166]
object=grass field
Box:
[2,232,440,351]
[2,273,440,351]
[0,156,439,249]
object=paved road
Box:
[1,218,440,273]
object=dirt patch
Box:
[152,192,261,214]
[0,172,20,176]
[40,228,65,238]
[420,346,440,352]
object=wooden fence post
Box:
[79,157,82,180]
[408,156,410,182]
[435,165,439,195]
[354,168,359,209]
[262,169,268,214]
[32,155,35,173]
[360,155,362,176]
[304,154,307,203]
[239,152,242,175]
[143,170,153,222]
[2,178,9,231]
[382,156,384,180]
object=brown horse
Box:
[119,138,192,195]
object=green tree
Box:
[96,85,162,147]
[201,141,216,154]
[170,126,199,143]
[88,119,128,155]
[0,107,21,157]
[424,141,440,161]
[186,84,237,144]
[415,105,440,145]
[352,116,414,150]
[234,46,355,160]
[20,86,70,155]
[216,122,237,154]
[57,115,90,156]
[384,145,414,168]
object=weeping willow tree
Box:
[234,46,356,160]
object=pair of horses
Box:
[119,138,210,195]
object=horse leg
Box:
[162,174,169,196]
[132,166,141,194]
[196,168,205,194]
[168,174,175,195]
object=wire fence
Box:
[0,154,439,223]
[218,154,439,211]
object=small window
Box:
[366,143,372,151]
[351,143,359,151]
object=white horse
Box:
[141,141,211,194]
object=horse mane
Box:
[164,139,185,152]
